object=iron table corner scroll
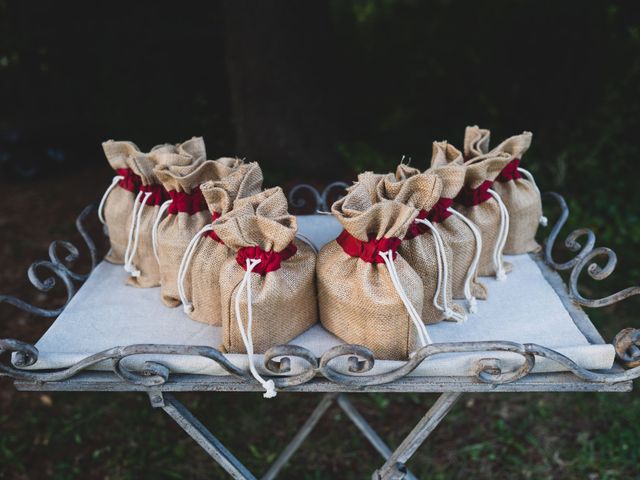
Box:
[2,186,640,390]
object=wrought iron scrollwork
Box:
[5,338,640,388]
[613,328,640,368]
[288,182,349,213]
[0,204,99,317]
[543,192,596,270]
[569,247,640,308]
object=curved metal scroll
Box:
[543,192,596,270]
[4,337,640,388]
[0,204,98,317]
[569,247,640,308]
[288,182,349,213]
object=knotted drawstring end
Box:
[445,309,467,323]
[540,215,548,227]
[496,269,507,282]
[468,297,478,314]
[183,303,194,314]
[262,379,277,398]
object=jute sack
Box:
[214,188,317,397]
[98,138,202,269]
[216,187,317,351]
[317,183,432,361]
[99,140,143,264]
[480,131,543,254]
[374,170,467,323]
[153,157,254,307]
[397,142,487,310]
[434,141,513,279]
[123,145,197,287]
[172,163,264,323]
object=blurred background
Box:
[1,0,640,478]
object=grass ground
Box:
[1,169,640,479]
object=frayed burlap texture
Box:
[435,138,513,278]
[375,169,467,323]
[215,187,318,353]
[396,141,487,301]
[154,158,259,307]
[101,140,141,264]
[124,146,196,288]
[177,164,264,323]
[484,131,542,254]
[463,125,491,159]
[100,138,204,268]
[317,185,423,360]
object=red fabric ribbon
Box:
[404,198,454,240]
[496,158,522,182]
[167,186,207,215]
[336,230,401,264]
[115,168,141,193]
[236,243,298,275]
[455,180,493,207]
[204,212,224,244]
[139,184,169,206]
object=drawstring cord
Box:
[152,199,173,263]
[414,219,467,322]
[98,175,125,224]
[517,167,548,226]
[488,189,510,281]
[235,258,277,399]
[177,224,216,314]
[123,191,144,275]
[447,208,482,314]
[378,250,432,346]
[124,191,152,277]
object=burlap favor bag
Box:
[122,143,199,287]
[374,171,467,322]
[396,142,487,312]
[98,138,204,274]
[317,185,432,361]
[465,126,544,254]
[214,187,317,397]
[434,141,513,279]
[153,157,260,307]
[99,140,143,264]
[170,163,264,321]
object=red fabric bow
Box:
[167,186,207,215]
[455,180,493,207]
[404,198,454,239]
[115,168,141,193]
[236,243,298,275]
[139,184,169,206]
[496,158,522,182]
[336,230,401,264]
[204,212,224,244]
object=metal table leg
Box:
[336,394,417,480]
[261,393,338,480]
[149,392,257,480]
[373,392,462,480]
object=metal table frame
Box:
[2,186,640,479]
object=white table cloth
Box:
[16,215,614,377]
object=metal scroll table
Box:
[1,184,640,480]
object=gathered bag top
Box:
[332,181,418,244]
[200,162,264,217]
[214,187,297,255]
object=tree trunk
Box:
[222,0,342,181]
